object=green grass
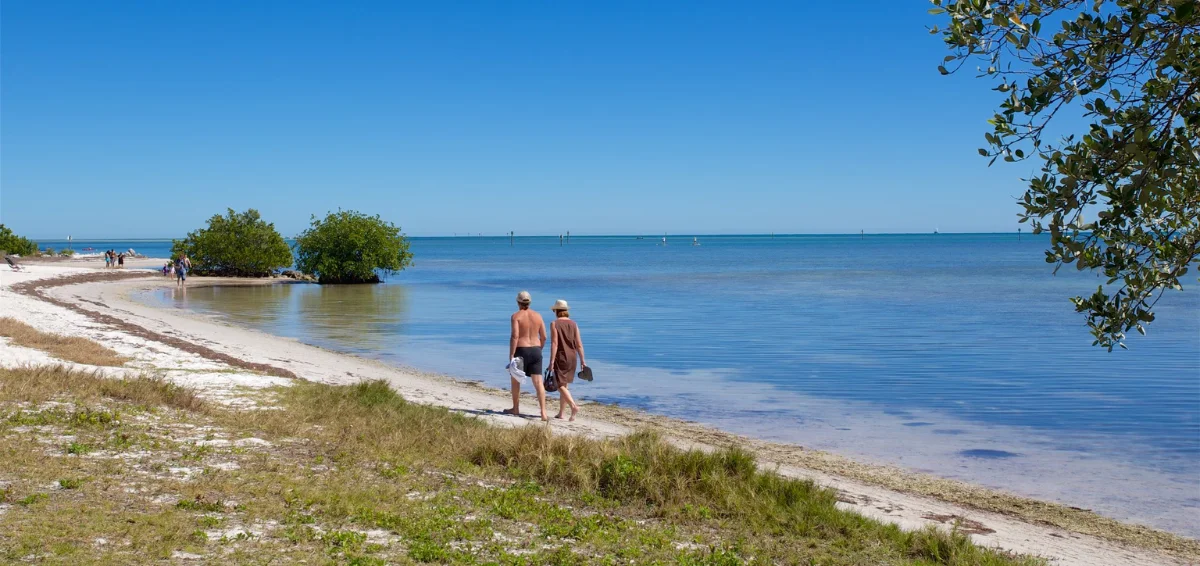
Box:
[0,366,1043,565]
[65,442,92,455]
[58,478,84,490]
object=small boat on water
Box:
[692,237,700,246]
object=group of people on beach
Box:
[164,254,192,286]
[102,250,126,269]
[507,291,588,422]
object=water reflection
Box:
[296,283,410,352]
[180,283,411,354]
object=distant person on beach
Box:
[507,290,548,420]
[549,300,585,421]
[117,253,125,268]
[104,251,111,268]
[175,255,191,286]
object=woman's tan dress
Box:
[551,318,579,385]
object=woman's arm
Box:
[548,321,557,368]
[575,324,585,367]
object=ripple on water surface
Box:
[959,449,1021,459]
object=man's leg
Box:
[505,376,521,415]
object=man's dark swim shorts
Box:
[514,346,543,377]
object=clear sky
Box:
[2,1,1036,239]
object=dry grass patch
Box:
[0,368,1045,565]
[233,381,1044,566]
[0,365,203,412]
[0,317,130,367]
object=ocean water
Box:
[30,239,176,260]
[138,234,1199,536]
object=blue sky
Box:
[2,1,1035,238]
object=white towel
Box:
[506,357,527,381]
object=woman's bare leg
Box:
[558,385,579,421]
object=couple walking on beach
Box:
[507,290,586,422]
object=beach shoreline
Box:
[1,262,1195,565]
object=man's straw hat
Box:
[516,290,532,304]
[551,299,570,312]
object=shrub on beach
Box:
[0,225,37,256]
[171,208,293,277]
[59,249,75,257]
[294,210,412,284]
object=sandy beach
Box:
[1,260,1195,566]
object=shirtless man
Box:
[507,290,548,420]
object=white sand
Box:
[0,263,1190,566]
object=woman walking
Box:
[549,299,585,421]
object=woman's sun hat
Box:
[517,290,532,304]
[551,299,570,311]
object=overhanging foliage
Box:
[933,0,1198,349]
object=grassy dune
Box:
[0,318,130,367]
[0,365,1041,565]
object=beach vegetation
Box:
[294,209,412,284]
[170,208,293,277]
[0,224,37,256]
[0,365,1052,565]
[58,249,75,257]
[0,317,130,367]
[58,477,84,489]
[932,0,1199,350]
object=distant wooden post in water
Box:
[1018,228,1022,241]
[509,231,514,247]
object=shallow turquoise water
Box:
[139,234,1200,536]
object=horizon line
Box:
[26,230,1037,241]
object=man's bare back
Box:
[511,309,545,349]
